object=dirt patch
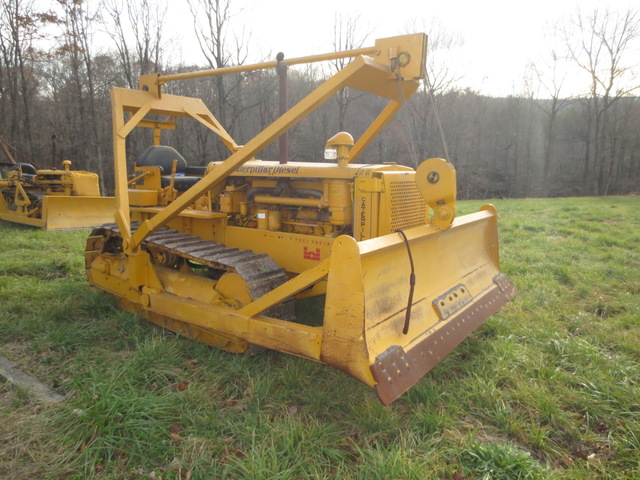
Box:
[0,341,30,360]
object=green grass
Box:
[1,196,639,479]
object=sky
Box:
[164,0,640,98]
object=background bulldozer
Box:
[85,34,516,404]
[0,142,114,230]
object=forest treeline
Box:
[1,0,639,198]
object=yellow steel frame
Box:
[111,34,427,254]
[88,33,516,404]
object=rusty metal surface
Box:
[371,274,517,405]
[89,222,293,318]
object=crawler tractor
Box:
[85,34,516,404]
[0,160,115,230]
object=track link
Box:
[87,222,294,319]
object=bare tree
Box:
[528,49,573,193]
[54,0,110,186]
[101,0,166,171]
[563,7,640,194]
[187,0,251,158]
[0,0,49,155]
[330,14,371,132]
[104,0,166,88]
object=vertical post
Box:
[276,52,288,164]
[51,135,57,168]
[110,88,133,246]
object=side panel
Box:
[353,177,381,241]
[378,171,428,235]
[225,226,334,275]
[69,172,102,196]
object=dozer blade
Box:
[0,211,46,228]
[321,205,516,404]
[41,196,115,231]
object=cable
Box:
[424,67,451,161]
[396,229,416,335]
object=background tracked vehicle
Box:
[0,159,115,231]
[85,34,516,404]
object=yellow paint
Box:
[41,196,115,231]
[0,162,114,230]
[128,189,158,207]
[86,33,515,404]
[416,158,457,229]
[224,226,334,274]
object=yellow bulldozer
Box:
[85,34,516,404]
[0,142,115,230]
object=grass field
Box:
[0,196,639,479]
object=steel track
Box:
[87,222,294,319]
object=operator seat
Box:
[9,163,37,181]
[136,146,206,191]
